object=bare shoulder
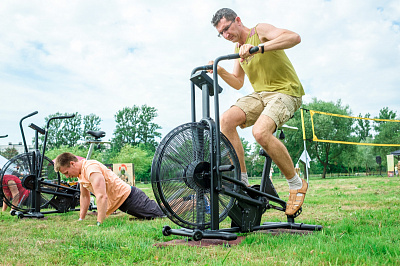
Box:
[256,23,297,42]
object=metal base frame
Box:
[162,219,323,241]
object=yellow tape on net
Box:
[309,110,400,147]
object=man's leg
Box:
[252,114,307,215]
[220,106,248,184]
[252,115,295,178]
[118,187,165,219]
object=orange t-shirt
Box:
[78,160,131,216]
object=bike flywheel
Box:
[151,122,240,230]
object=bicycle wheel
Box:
[151,122,240,230]
[0,152,59,212]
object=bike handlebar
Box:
[196,46,260,72]
[46,114,76,129]
[20,111,39,123]
[20,111,39,153]
[48,114,76,121]
[39,113,76,176]
[215,46,260,62]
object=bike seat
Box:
[86,130,106,139]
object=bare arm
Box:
[8,180,20,209]
[207,60,246,90]
[238,23,301,59]
[2,200,8,211]
[89,172,108,224]
[79,183,91,220]
[256,23,301,51]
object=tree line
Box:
[2,99,399,181]
[42,105,161,181]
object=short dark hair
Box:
[54,152,78,172]
[211,8,237,27]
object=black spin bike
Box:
[0,112,81,218]
[151,47,322,241]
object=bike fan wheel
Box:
[151,122,240,230]
[0,152,59,212]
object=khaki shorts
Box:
[233,91,302,129]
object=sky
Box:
[1,0,399,148]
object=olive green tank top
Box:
[235,26,304,97]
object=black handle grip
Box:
[194,65,213,72]
[25,111,39,118]
[51,114,76,120]
[249,46,260,54]
[223,45,261,60]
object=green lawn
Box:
[1,176,399,265]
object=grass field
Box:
[0,175,399,265]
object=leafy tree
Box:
[357,138,376,175]
[83,114,102,137]
[0,147,18,160]
[354,113,371,141]
[339,140,358,175]
[40,112,102,149]
[112,105,161,151]
[62,113,83,147]
[247,142,266,177]
[45,145,88,161]
[240,137,252,174]
[109,144,153,181]
[373,107,397,132]
[301,99,354,178]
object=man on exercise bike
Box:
[54,152,164,225]
[208,8,306,216]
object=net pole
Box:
[301,108,309,183]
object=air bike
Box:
[151,47,322,241]
[0,112,97,218]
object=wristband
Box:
[259,44,264,54]
[97,222,101,226]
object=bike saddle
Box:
[86,130,106,139]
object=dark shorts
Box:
[118,186,164,219]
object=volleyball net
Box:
[301,109,400,147]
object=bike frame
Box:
[163,48,322,240]
[15,112,79,218]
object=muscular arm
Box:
[79,183,91,220]
[256,23,301,52]
[208,60,246,90]
[89,172,108,224]
[238,23,301,61]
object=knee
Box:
[252,125,273,147]
[221,107,246,131]
[220,112,237,132]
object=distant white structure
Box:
[0,142,34,154]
